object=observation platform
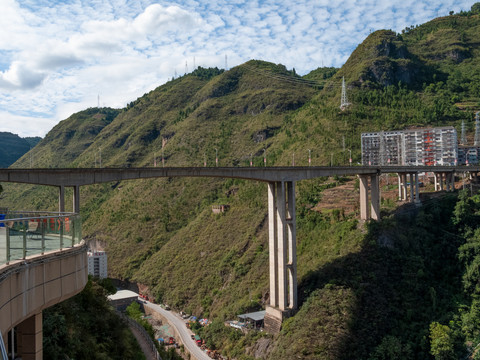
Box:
[0,211,87,360]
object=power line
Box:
[241,63,339,88]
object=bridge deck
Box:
[0,166,477,186]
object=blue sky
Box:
[0,0,476,137]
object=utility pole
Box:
[263,149,266,167]
[215,148,218,167]
[308,149,311,166]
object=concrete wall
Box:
[0,243,88,340]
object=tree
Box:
[430,322,455,360]
[472,3,480,14]
[369,335,412,359]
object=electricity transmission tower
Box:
[340,76,351,110]
[461,120,467,145]
[475,112,480,146]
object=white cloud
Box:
[0,0,476,137]
[0,61,46,90]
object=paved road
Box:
[144,301,211,360]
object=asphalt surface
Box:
[144,300,211,360]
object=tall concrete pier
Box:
[358,174,380,221]
[264,181,297,333]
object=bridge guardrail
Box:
[0,212,81,266]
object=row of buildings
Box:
[361,126,480,166]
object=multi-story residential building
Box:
[87,251,108,278]
[361,127,458,166]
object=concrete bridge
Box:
[0,165,476,334]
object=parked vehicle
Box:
[194,335,202,346]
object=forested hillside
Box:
[0,132,40,167]
[2,4,480,359]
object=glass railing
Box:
[0,211,82,266]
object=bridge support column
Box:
[397,174,402,200]
[359,175,369,220]
[401,173,408,200]
[73,185,80,214]
[370,175,380,220]
[265,181,297,333]
[409,173,415,203]
[397,173,407,201]
[414,173,420,203]
[448,173,455,191]
[58,185,65,213]
[267,183,278,309]
[434,173,443,192]
[359,174,380,221]
[16,312,42,360]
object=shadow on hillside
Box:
[297,195,462,359]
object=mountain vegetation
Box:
[3,3,480,359]
[0,132,41,167]
[43,277,145,360]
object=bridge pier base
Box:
[265,181,297,333]
[16,312,42,360]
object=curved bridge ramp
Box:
[0,243,88,359]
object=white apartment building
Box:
[361,127,458,166]
[87,251,108,278]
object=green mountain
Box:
[12,107,119,169]
[0,132,41,168]
[3,4,480,359]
